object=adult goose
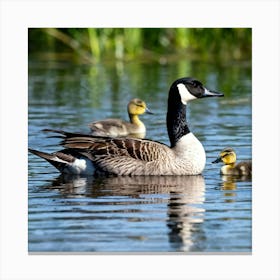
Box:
[88,98,153,138]
[29,77,224,176]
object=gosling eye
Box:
[222,152,233,158]
[135,101,144,107]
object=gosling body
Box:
[88,98,152,137]
[29,77,223,176]
[212,147,252,176]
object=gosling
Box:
[212,147,252,176]
[88,98,152,137]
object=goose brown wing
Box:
[61,136,170,162]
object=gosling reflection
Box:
[221,175,238,190]
[45,174,206,252]
[219,174,251,203]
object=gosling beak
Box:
[212,156,222,164]
[202,88,224,98]
[145,107,154,114]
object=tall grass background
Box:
[28,28,251,63]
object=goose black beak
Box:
[202,88,224,98]
[212,156,222,164]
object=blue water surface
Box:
[28,57,252,252]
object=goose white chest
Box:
[172,133,206,175]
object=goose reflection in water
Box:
[43,175,206,252]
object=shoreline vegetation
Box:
[28,28,251,63]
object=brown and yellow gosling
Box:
[212,147,252,176]
[88,98,153,138]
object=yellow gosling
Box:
[88,98,153,138]
[212,147,252,176]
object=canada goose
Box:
[29,77,223,176]
[88,98,153,137]
[212,147,252,176]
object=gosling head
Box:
[170,77,224,105]
[212,147,237,165]
[127,98,153,116]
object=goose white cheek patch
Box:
[177,83,197,104]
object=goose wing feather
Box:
[43,129,173,175]
[61,136,171,162]
[65,137,172,175]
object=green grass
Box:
[28,28,251,62]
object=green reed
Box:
[28,28,251,62]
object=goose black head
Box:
[167,77,224,147]
[169,77,224,105]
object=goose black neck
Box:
[167,93,190,148]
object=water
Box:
[28,57,252,252]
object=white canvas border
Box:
[1,0,279,280]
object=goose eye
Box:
[186,82,204,96]
[189,81,203,91]
[188,82,196,88]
